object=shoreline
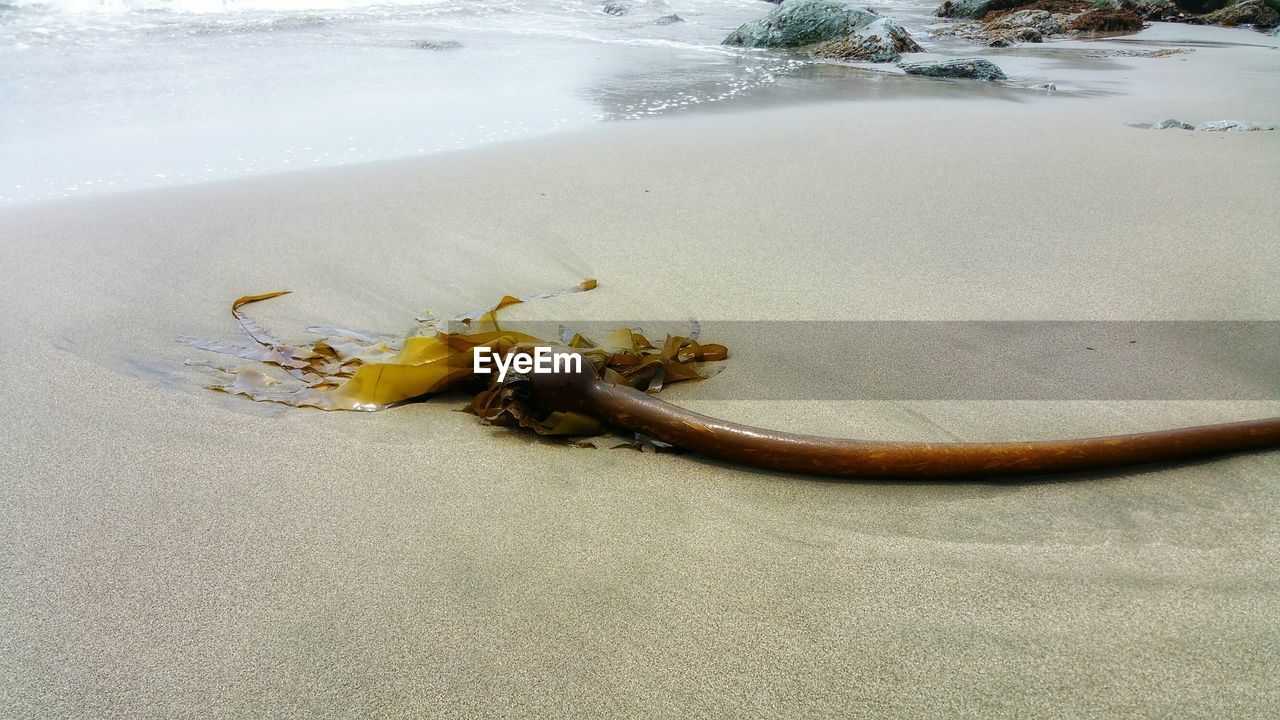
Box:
[4,18,1277,207]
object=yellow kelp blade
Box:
[188,279,729,446]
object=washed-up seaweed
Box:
[185,279,727,442]
[186,279,1280,477]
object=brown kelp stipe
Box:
[522,362,1280,479]
[189,279,1280,479]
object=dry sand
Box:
[2,23,1279,719]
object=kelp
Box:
[184,281,1280,476]
[185,279,727,441]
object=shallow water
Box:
[0,0,835,204]
[5,1,1271,206]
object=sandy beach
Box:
[3,16,1280,719]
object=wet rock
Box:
[811,18,923,61]
[601,2,628,16]
[1029,81,1058,90]
[980,8,1067,43]
[411,39,463,50]
[1195,119,1277,131]
[1116,0,1184,20]
[1151,118,1195,129]
[1066,7,1146,30]
[1174,0,1235,13]
[1157,0,1277,14]
[935,1,1146,43]
[654,14,684,24]
[725,0,921,63]
[724,0,877,46]
[987,27,1043,44]
[1204,0,1280,27]
[900,57,1008,80]
[936,0,1034,19]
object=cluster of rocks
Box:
[935,0,1278,47]
[715,0,1276,63]
[721,1,1016,80]
[1202,0,1280,26]
[722,0,922,63]
[716,0,1279,86]
[938,0,1183,21]
[935,1,1150,47]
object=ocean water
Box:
[2,0,948,205]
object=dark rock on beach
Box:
[1067,7,1147,30]
[1171,0,1236,13]
[935,1,1145,44]
[601,2,628,16]
[1118,0,1184,20]
[1151,118,1196,129]
[936,0,1035,19]
[1167,0,1244,12]
[1129,0,1279,24]
[724,0,921,62]
[1203,0,1280,27]
[900,57,1008,80]
[935,0,1276,27]
[979,9,1066,45]
[654,14,684,25]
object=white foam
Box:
[6,0,451,13]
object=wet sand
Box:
[2,23,1279,718]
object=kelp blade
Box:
[187,279,727,442]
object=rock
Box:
[1204,0,1280,27]
[601,2,628,16]
[1151,118,1195,129]
[988,8,1067,34]
[936,0,1034,19]
[987,27,1043,44]
[724,0,921,63]
[1029,82,1058,90]
[900,57,1008,80]
[1195,119,1277,131]
[726,0,877,47]
[811,18,924,61]
[1066,7,1146,30]
[986,29,1032,44]
[1116,0,1183,20]
[1173,0,1234,13]
[654,14,684,25]
[411,39,463,50]
[934,1,1147,43]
